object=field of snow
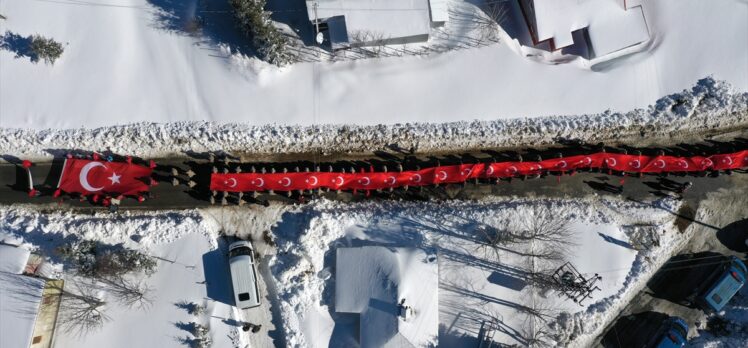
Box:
[265,196,685,347]
[2,77,746,159]
[0,207,253,348]
[0,0,746,131]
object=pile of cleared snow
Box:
[1,78,745,160]
[266,196,682,347]
[0,207,210,250]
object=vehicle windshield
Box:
[229,246,252,259]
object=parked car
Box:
[601,312,688,348]
[228,240,261,309]
[699,256,747,312]
[650,317,688,348]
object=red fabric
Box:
[210,150,748,192]
[57,159,153,196]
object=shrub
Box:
[229,0,292,66]
[59,240,157,278]
[30,34,64,64]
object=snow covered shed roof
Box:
[306,0,432,44]
[529,0,649,55]
[335,246,438,348]
[0,272,45,348]
[0,244,31,274]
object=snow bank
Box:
[1,78,745,160]
[265,196,682,347]
[0,207,209,249]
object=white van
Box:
[228,240,261,309]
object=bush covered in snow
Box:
[58,240,157,278]
[229,0,292,66]
[193,323,212,348]
[30,34,64,64]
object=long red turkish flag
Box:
[210,150,748,192]
[57,159,153,196]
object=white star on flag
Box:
[108,172,121,185]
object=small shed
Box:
[306,0,439,49]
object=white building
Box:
[306,0,449,49]
[519,0,649,57]
[335,246,438,347]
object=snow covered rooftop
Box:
[335,246,438,348]
[530,0,649,55]
[306,0,431,45]
[0,244,31,274]
[0,272,45,348]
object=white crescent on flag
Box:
[79,161,105,192]
[226,178,238,188]
[279,177,292,187]
[306,176,319,186]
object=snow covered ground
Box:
[2,77,746,160]
[265,196,684,347]
[0,0,746,131]
[0,207,254,348]
[0,190,739,347]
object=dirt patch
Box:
[675,204,696,233]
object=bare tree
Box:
[475,224,512,261]
[99,275,153,309]
[54,280,110,336]
[516,206,577,262]
[520,297,559,347]
[474,207,576,263]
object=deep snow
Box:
[265,196,683,347]
[0,0,746,131]
[1,77,746,160]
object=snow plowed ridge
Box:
[2,78,746,160]
[0,207,208,248]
